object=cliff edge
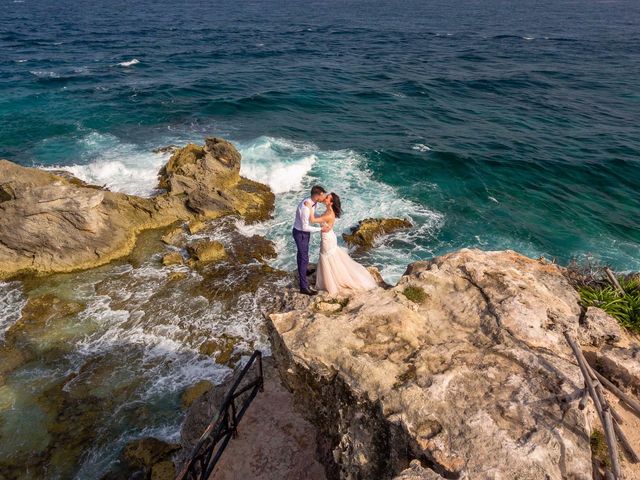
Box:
[268,249,636,479]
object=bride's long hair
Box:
[329,192,342,218]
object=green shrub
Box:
[403,285,427,304]
[578,275,640,333]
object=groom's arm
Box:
[300,202,321,233]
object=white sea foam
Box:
[236,136,443,282]
[0,282,25,342]
[43,132,169,196]
[118,58,140,67]
[412,143,431,152]
[239,136,317,193]
[30,70,60,78]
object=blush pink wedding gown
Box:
[316,228,377,295]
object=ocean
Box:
[1,0,639,477]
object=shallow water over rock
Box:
[0,217,288,479]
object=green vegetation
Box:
[578,276,640,333]
[590,429,610,467]
[402,285,427,304]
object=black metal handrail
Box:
[176,350,264,480]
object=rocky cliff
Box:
[268,249,638,480]
[0,138,273,279]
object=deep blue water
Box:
[2,0,640,272]
[2,1,640,477]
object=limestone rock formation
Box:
[343,218,412,251]
[578,306,623,347]
[0,138,274,279]
[157,137,274,222]
[268,249,595,480]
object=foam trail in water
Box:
[236,136,443,283]
[118,58,140,67]
[0,282,25,342]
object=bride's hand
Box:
[321,223,331,233]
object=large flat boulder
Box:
[0,138,274,279]
[268,249,592,479]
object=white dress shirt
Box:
[293,197,321,232]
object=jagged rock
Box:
[153,144,180,155]
[393,460,444,480]
[585,344,640,396]
[578,306,623,347]
[161,226,185,246]
[187,220,206,234]
[122,437,180,470]
[158,138,274,222]
[181,380,214,410]
[0,138,273,280]
[316,301,343,313]
[186,240,226,264]
[368,266,391,288]
[343,218,412,251]
[268,249,592,480]
[199,335,240,365]
[161,252,183,266]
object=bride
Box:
[310,192,378,295]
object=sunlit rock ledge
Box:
[268,249,639,480]
[0,137,273,280]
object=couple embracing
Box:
[292,185,377,296]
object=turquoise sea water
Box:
[1,2,640,477]
[2,0,640,273]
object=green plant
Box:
[590,429,610,467]
[578,275,640,332]
[402,285,427,304]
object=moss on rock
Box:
[343,218,412,251]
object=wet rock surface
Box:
[268,249,598,480]
[342,217,412,251]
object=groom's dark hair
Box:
[310,185,326,196]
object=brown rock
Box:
[343,217,412,251]
[151,460,175,480]
[161,252,183,266]
[123,437,180,469]
[394,460,445,480]
[181,380,214,410]
[153,144,180,155]
[269,249,592,480]
[157,138,274,222]
[187,220,206,234]
[0,137,273,280]
[186,240,226,264]
[199,335,239,365]
[161,226,185,246]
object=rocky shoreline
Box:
[1,139,639,480]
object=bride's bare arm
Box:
[308,202,332,224]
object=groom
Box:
[292,185,328,295]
